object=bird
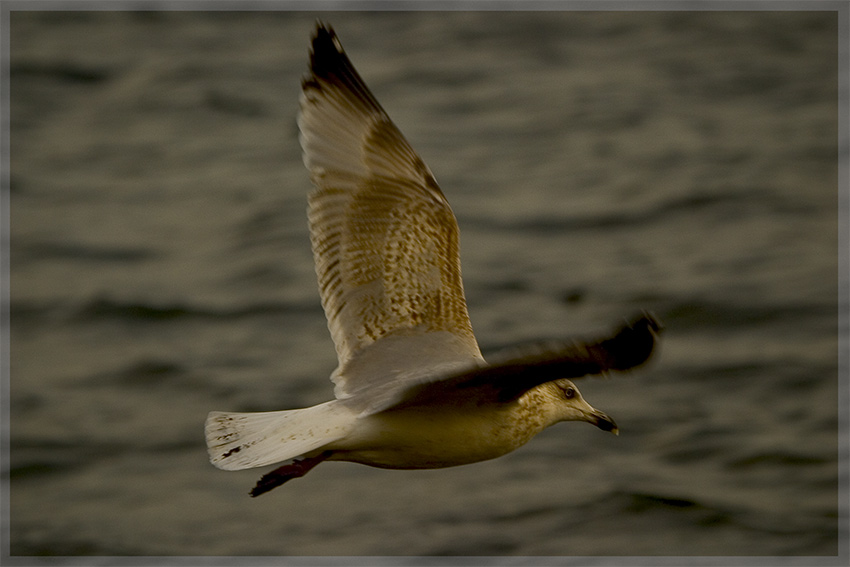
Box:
[205,22,662,497]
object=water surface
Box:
[8,10,843,559]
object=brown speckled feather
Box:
[299,24,483,404]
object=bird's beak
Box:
[588,409,619,436]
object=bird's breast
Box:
[326,401,547,469]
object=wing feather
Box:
[299,23,483,400]
[385,313,663,411]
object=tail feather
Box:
[205,400,354,471]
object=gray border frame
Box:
[1,1,847,566]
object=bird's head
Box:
[538,379,619,435]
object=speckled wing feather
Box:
[299,23,483,403]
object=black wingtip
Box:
[311,20,336,50]
[603,311,663,371]
[302,21,385,114]
[308,21,346,82]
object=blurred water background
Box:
[7,9,845,560]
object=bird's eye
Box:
[563,387,576,399]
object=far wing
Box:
[298,24,483,400]
[383,313,662,411]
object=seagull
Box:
[205,22,662,497]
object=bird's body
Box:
[205,22,661,497]
[327,382,560,470]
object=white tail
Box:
[205,400,355,471]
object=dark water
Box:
[8,10,845,560]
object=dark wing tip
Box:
[601,311,663,371]
[308,21,343,81]
[302,21,383,113]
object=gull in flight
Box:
[205,22,662,497]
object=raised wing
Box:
[298,23,483,401]
[385,313,662,410]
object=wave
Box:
[653,296,837,332]
[463,185,821,235]
[10,60,111,84]
[13,241,157,266]
[10,296,323,326]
